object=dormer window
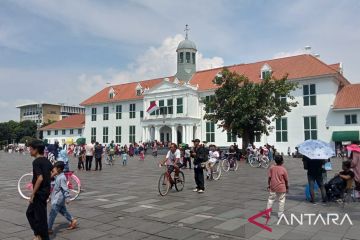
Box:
[136,83,143,96]
[108,87,115,99]
[261,64,272,79]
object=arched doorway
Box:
[160,126,172,144]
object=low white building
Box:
[40,114,85,145]
[80,37,360,153]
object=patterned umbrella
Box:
[297,139,335,160]
[346,144,360,153]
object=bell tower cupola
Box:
[175,24,197,81]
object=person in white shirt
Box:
[206,145,219,179]
[160,143,182,179]
[85,140,95,171]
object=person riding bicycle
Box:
[159,143,182,182]
[206,144,219,179]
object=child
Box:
[206,145,219,179]
[78,145,85,170]
[266,155,289,218]
[48,161,77,235]
[58,148,70,172]
[122,150,128,166]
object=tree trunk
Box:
[242,131,250,152]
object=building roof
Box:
[80,54,347,106]
[333,84,360,109]
[177,39,197,51]
[16,102,84,109]
[40,114,85,130]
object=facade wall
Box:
[84,100,143,145]
[42,105,62,123]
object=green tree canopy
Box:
[203,68,298,150]
[0,120,37,143]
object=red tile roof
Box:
[329,63,341,72]
[333,84,360,109]
[40,114,85,130]
[80,54,346,105]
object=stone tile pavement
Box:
[0,152,359,240]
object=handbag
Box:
[324,162,332,171]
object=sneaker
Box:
[310,200,317,205]
[67,219,77,230]
[193,188,199,192]
[198,189,205,193]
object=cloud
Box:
[77,34,224,95]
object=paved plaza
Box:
[0,152,360,240]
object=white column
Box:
[188,125,194,143]
[185,125,190,144]
[147,127,152,141]
[155,126,160,142]
[182,125,186,144]
[184,95,188,116]
[142,127,146,142]
[171,125,177,143]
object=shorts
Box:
[167,163,183,174]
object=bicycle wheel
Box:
[68,174,81,201]
[261,157,270,169]
[249,157,259,168]
[175,171,185,192]
[212,162,222,180]
[233,160,239,171]
[18,173,33,200]
[158,173,170,196]
[222,159,230,172]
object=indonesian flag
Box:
[146,102,159,114]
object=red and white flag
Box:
[146,102,159,114]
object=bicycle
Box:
[207,159,222,180]
[158,165,185,196]
[18,170,81,201]
[221,153,239,172]
[249,153,270,168]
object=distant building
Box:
[40,114,85,145]
[17,103,85,127]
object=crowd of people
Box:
[10,136,360,239]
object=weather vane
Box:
[184,24,190,39]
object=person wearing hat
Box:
[191,139,208,193]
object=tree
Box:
[203,68,298,150]
[0,120,37,143]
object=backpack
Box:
[197,146,209,163]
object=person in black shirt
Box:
[337,160,355,189]
[191,139,208,193]
[26,140,53,240]
[304,156,327,204]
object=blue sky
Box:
[0,0,359,121]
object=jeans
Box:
[194,164,205,190]
[26,192,50,240]
[308,173,327,202]
[267,192,286,217]
[85,156,93,170]
[95,157,102,170]
[48,204,73,230]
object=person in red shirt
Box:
[266,155,289,218]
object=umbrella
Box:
[297,139,335,160]
[346,144,360,153]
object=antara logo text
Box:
[248,208,353,232]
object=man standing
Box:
[191,139,208,193]
[304,156,327,204]
[26,140,53,240]
[85,140,95,171]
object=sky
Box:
[0,0,359,121]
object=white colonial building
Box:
[80,36,360,153]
